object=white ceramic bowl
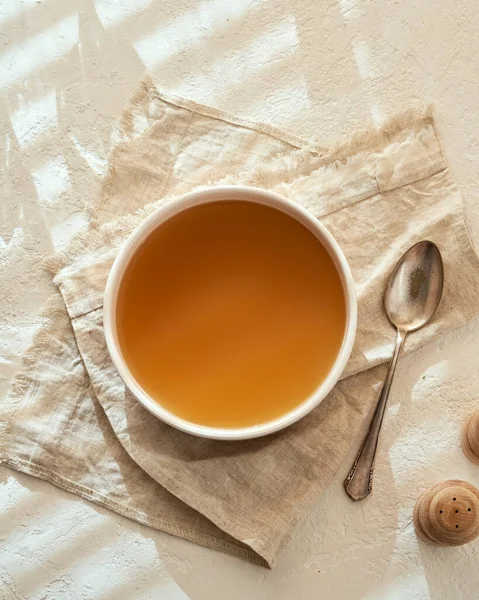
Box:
[104,185,357,440]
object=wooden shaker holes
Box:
[413,480,479,547]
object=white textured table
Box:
[1,1,479,598]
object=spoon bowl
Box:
[385,241,444,333]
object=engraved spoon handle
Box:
[344,329,407,501]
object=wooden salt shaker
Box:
[462,411,479,465]
[413,480,479,546]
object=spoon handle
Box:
[344,329,407,501]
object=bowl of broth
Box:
[104,186,357,440]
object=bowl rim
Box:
[103,185,357,440]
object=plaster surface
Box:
[1,0,479,598]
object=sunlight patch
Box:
[50,212,89,252]
[32,156,70,205]
[0,227,23,256]
[353,41,374,80]
[95,0,152,28]
[338,0,357,18]
[0,16,79,88]
[70,135,107,176]
[11,91,57,147]
[364,342,393,362]
[134,0,258,70]
[173,19,300,101]
[0,0,38,25]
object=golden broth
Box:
[116,200,346,428]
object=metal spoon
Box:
[344,241,444,501]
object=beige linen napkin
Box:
[3,79,479,568]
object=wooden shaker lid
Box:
[413,480,479,546]
[462,411,479,465]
